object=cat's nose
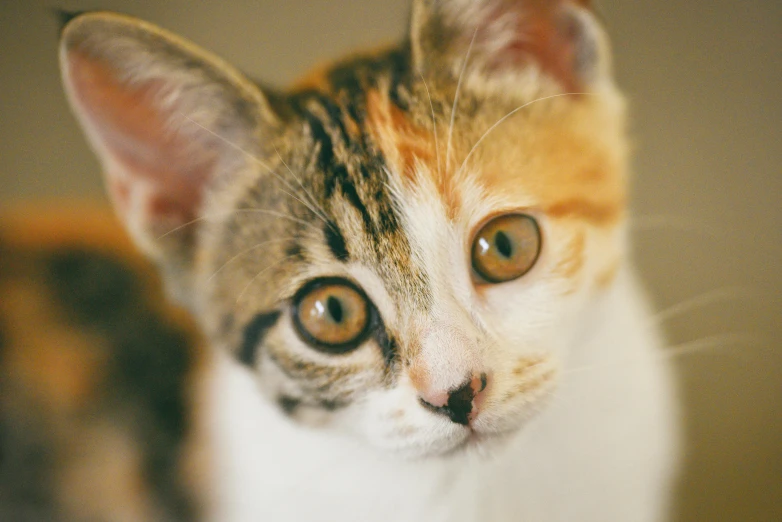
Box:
[418,373,488,426]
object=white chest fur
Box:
[208,270,679,522]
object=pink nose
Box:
[418,373,488,425]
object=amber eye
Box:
[292,279,371,353]
[471,214,542,283]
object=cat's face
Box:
[60,0,626,458]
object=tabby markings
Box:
[324,222,349,261]
[238,311,281,366]
[276,395,301,415]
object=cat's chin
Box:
[380,427,521,462]
[443,428,523,459]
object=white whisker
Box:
[419,72,442,179]
[182,116,327,224]
[455,92,591,179]
[651,286,761,325]
[445,28,478,175]
[660,332,767,361]
[236,253,300,305]
[563,332,766,377]
[274,146,331,224]
[157,208,319,241]
[206,237,298,283]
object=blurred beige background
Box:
[1,0,779,520]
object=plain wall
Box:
[1,1,779,520]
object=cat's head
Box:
[60,0,627,458]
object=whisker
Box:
[206,237,298,283]
[562,332,767,377]
[650,286,762,325]
[182,116,327,223]
[660,332,768,361]
[455,92,592,180]
[273,146,331,224]
[236,253,300,305]
[157,208,319,241]
[182,115,275,167]
[445,28,478,175]
[419,72,442,179]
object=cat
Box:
[0,207,205,521]
[59,0,680,520]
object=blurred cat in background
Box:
[0,208,206,521]
[53,0,680,520]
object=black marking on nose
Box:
[238,311,281,367]
[419,380,475,426]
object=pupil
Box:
[494,231,513,259]
[326,295,344,323]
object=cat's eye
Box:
[471,214,542,283]
[292,279,371,353]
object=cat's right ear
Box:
[59,12,278,287]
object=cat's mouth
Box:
[434,366,559,458]
[374,358,558,460]
[434,429,516,458]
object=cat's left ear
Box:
[410,0,611,93]
[59,12,278,286]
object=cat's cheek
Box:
[472,361,561,436]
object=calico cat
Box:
[0,207,206,521]
[59,0,680,520]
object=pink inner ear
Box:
[66,50,214,229]
[477,0,591,92]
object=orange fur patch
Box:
[496,360,556,405]
[291,64,332,93]
[366,90,435,178]
[551,229,586,294]
[511,355,548,376]
[365,90,463,218]
[290,43,398,92]
[407,358,430,395]
[545,197,623,226]
[1,203,137,255]
[58,426,156,521]
[462,98,626,229]
[511,365,556,397]
[0,203,204,412]
[595,257,620,288]
[1,202,209,517]
[0,281,107,413]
